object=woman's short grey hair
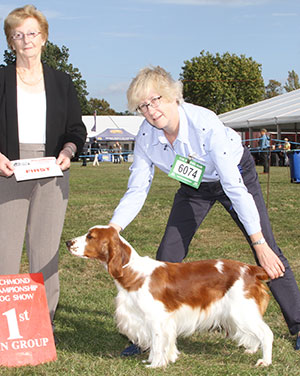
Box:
[127,66,183,112]
[4,4,49,52]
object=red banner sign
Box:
[0,273,57,367]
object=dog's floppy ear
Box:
[107,228,124,279]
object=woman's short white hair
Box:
[127,66,183,112]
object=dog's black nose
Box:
[66,240,72,248]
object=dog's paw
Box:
[245,347,258,355]
[255,358,271,367]
[145,363,167,369]
[169,350,180,363]
[145,357,168,368]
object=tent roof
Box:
[82,115,143,140]
[95,128,135,141]
[219,89,300,131]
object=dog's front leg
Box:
[146,319,179,368]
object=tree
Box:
[265,79,283,98]
[1,49,15,65]
[284,70,300,92]
[180,50,265,114]
[87,98,118,115]
[42,41,90,114]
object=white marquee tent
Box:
[82,115,143,141]
[219,89,300,141]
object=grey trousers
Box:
[157,146,300,335]
[0,144,69,322]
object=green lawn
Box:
[2,162,300,375]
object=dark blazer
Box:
[0,63,87,160]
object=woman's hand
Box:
[253,241,285,279]
[109,223,122,233]
[0,153,14,177]
[56,150,71,171]
[56,143,77,171]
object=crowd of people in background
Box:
[269,137,291,167]
[81,139,126,166]
[80,138,130,166]
[83,132,297,169]
[251,129,294,170]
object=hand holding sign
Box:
[12,157,63,182]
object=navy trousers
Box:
[156,147,300,335]
[260,149,270,173]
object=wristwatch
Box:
[251,237,266,246]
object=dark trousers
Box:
[261,150,269,173]
[156,147,300,335]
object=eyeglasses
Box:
[137,96,162,114]
[11,31,41,40]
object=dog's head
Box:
[66,226,130,279]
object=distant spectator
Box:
[283,138,291,151]
[117,142,122,163]
[113,143,121,163]
[91,139,99,155]
[93,152,100,166]
[276,143,285,166]
[258,128,270,174]
[81,151,87,166]
[283,138,291,166]
[270,144,279,166]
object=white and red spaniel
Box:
[66,225,273,368]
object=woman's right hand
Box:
[109,223,122,233]
[0,153,14,177]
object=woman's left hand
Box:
[56,151,71,171]
[255,243,285,280]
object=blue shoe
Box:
[120,343,142,357]
[295,334,300,350]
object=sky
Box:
[0,0,299,113]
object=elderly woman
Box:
[109,66,300,355]
[0,5,86,328]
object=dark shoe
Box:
[295,334,300,350]
[120,343,142,357]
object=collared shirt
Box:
[259,134,270,149]
[111,102,261,235]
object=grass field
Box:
[2,161,300,375]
